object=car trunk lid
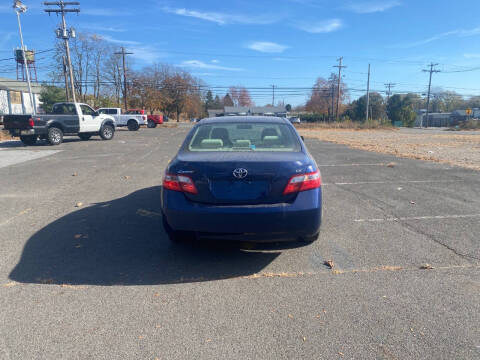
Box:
[172,152,311,205]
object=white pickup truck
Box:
[97,108,146,131]
[4,102,116,146]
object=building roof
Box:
[200,116,289,124]
[224,106,287,114]
[0,77,42,93]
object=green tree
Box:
[205,90,214,109]
[39,85,66,113]
[212,95,223,109]
[387,94,418,126]
[285,104,292,112]
[348,92,385,121]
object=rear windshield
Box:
[187,122,301,152]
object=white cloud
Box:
[464,53,480,59]
[178,60,244,71]
[162,7,278,25]
[81,8,130,17]
[344,1,401,14]
[78,24,126,33]
[246,41,289,53]
[100,35,140,46]
[211,59,220,63]
[393,26,480,48]
[297,19,343,33]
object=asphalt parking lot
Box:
[0,127,479,359]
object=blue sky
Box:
[1,0,480,105]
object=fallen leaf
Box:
[154,293,160,297]
[138,336,144,339]
[339,352,344,356]
[2,281,18,287]
[123,175,130,180]
[72,172,77,176]
[75,202,83,208]
[288,314,294,319]
[325,260,334,269]
[205,339,212,343]
[74,234,82,239]
[410,201,416,205]
[302,336,306,342]
[386,162,396,168]
[420,263,434,270]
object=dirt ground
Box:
[299,128,480,171]
[0,130,13,141]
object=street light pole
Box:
[13,1,36,115]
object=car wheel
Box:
[20,135,37,146]
[127,120,139,131]
[147,120,156,128]
[47,127,63,145]
[100,124,115,140]
[78,133,92,141]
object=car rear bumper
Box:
[161,188,322,241]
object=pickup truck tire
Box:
[78,133,92,141]
[20,135,37,146]
[147,120,157,128]
[47,127,63,146]
[100,124,115,140]
[127,120,139,131]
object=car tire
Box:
[147,120,156,128]
[20,135,37,146]
[100,124,115,140]
[47,127,63,145]
[78,133,92,141]
[127,120,139,131]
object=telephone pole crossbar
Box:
[333,57,346,121]
[384,83,396,102]
[114,47,133,111]
[44,0,80,103]
[422,63,440,127]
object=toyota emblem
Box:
[232,168,248,179]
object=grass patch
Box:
[295,119,395,130]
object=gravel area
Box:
[299,128,480,171]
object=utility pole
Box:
[365,63,371,122]
[115,47,133,110]
[271,85,275,106]
[62,55,69,101]
[13,0,35,115]
[330,84,335,122]
[422,63,440,127]
[44,1,79,103]
[333,57,346,120]
[384,82,396,102]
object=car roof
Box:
[199,116,289,124]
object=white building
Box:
[0,77,42,115]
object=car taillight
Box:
[28,118,34,127]
[163,174,198,194]
[283,170,321,195]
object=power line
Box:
[384,83,396,101]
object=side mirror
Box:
[301,136,305,141]
[94,111,100,117]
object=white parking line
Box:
[323,180,463,186]
[354,214,480,223]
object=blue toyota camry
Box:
[161,116,322,243]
